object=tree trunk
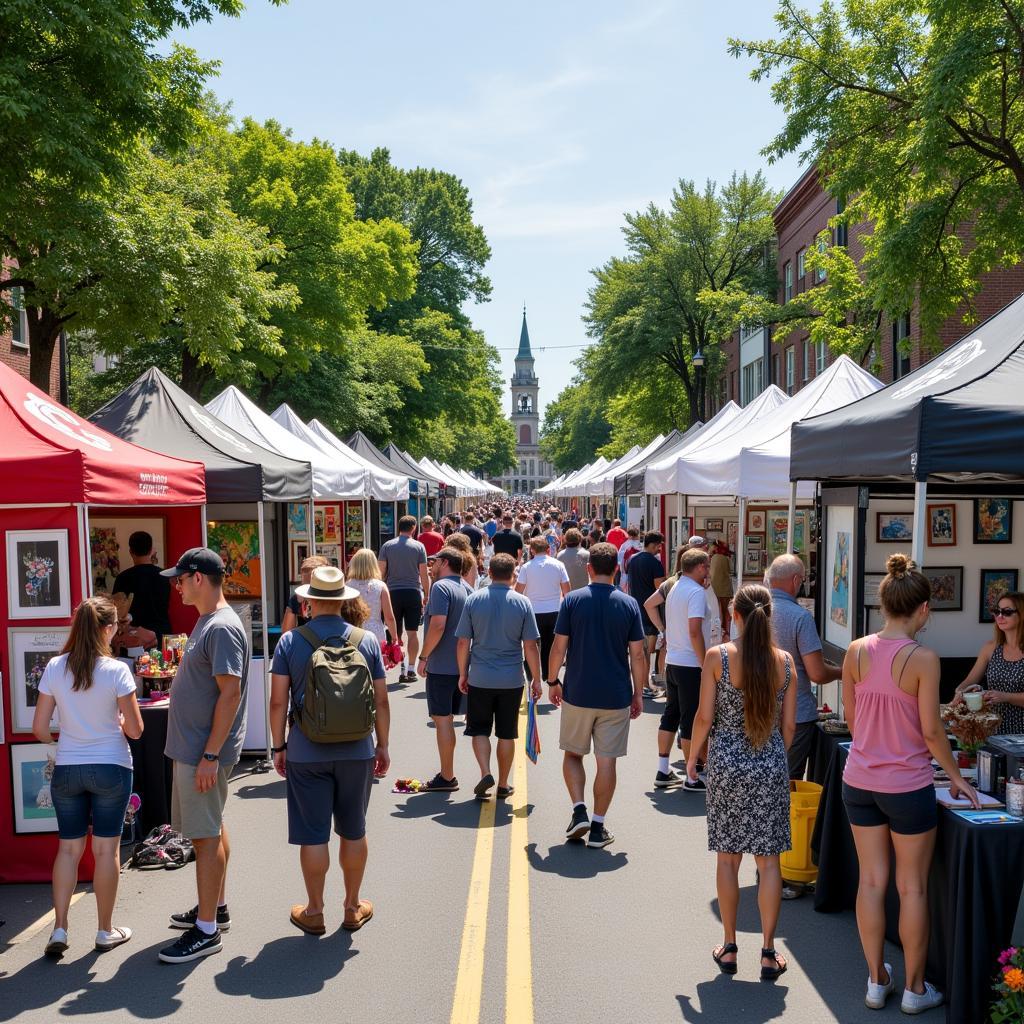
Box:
[27,311,61,395]
[180,346,213,398]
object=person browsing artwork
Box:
[112,531,172,641]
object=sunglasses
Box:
[992,607,1019,618]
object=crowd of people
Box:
[31,499,995,1014]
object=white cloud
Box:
[479,196,652,240]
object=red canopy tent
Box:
[0,362,206,882]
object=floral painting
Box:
[9,627,69,732]
[6,530,70,620]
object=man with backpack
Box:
[269,566,391,936]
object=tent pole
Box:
[78,504,92,599]
[256,501,272,766]
[201,504,208,548]
[307,499,315,552]
[786,482,797,552]
[736,496,747,593]
[912,481,928,567]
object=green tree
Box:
[730,0,1024,352]
[597,374,689,460]
[539,379,612,474]
[584,174,779,425]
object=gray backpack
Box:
[295,626,375,743]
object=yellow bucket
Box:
[780,780,822,885]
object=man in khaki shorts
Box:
[547,542,645,849]
[158,548,249,963]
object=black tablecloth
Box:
[807,723,844,786]
[127,705,172,839]
[811,741,1024,1023]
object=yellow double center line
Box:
[449,705,534,1024]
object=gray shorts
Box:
[286,758,375,845]
[787,720,818,779]
[171,761,231,840]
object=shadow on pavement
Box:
[646,788,710,819]
[234,780,286,800]
[677,975,788,1022]
[525,842,628,877]
[215,930,357,999]
[389,795,490,829]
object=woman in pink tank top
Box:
[841,554,978,1014]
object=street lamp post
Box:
[692,347,705,423]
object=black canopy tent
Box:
[347,430,426,537]
[90,366,315,758]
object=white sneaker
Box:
[45,927,68,957]
[865,962,894,1009]
[95,925,132,951]
[900,981,943,1014]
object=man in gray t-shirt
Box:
[378,515,430,682]
[158,547,250,964]
[557,528,590,590]
[455,554,540,799]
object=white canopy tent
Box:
[575,447,640,498]
[270,404,409,502]
[439,462,500,496]
[537,472,567,496]
[206,387,367,499]
[551,456,612,499]
[583,435,667,498]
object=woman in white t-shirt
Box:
[515,535,571,682]
[32,596,143,957]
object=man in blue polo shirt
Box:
[547,542,645,849]
[455,553,541,800]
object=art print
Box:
[9,627,69,731]
[926,504,957,547]
[287,503,309,540]
[830,531,850,628]
[746,509,766,533]
[980,570,1019,623]
[704,517,724,533]
[317,544,342,568]
[208,521,261,598]
[876,512,913,543]
[923,567,963,611]
[6,530,70,620]
[289,540,310,583]
[89,526,121,592]
[974,499,1013,544]
[10,742,59,834]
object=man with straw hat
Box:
[269,565,391,936]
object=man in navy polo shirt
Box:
[547,543,646,849]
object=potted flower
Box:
[992,946,1024,1022]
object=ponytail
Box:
[733,583,776,749]
[63,596,116,691]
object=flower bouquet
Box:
[23,552,54,605]
[940,703,1002,756]
[992,946,1024,1023]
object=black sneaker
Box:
[158,925,222,963]
[683,777,707,793]
[586,823,615,848]
[565,805,590,841]
[654,769,682,789]
[169,904,231,931]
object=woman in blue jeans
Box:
[32,596,144,956]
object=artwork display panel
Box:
[8,627,70,732]
[6,530,71,620]
[207,521,261,598]
[10,742,59,834]
[825,505,855,650]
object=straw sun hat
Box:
[294,565,359,601]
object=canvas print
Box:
[747,509,766,532]
[9,627,69,731]
[11,742,59,833]
[287,502,309,540]
[727,521,738,556]
[927,504,957,547]
[7,530,71,620]
[923,567,963,611]
[89,526,122,591]
[830,531,851,627]
[208,521,261,598]
[980,569,1019,623]
[380,504,396,541]
[974,498,1013,544]
[876,512,913,543]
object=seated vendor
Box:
[280,554,328,633]
[109,592,158,655]
[112,531,172,641]
[953,591,1024,733]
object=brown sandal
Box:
[343,899,374,931]
[289,904,326,935]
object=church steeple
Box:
[516,306,533,361]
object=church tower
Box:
[498,308,551,494]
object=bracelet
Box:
[271,744,287,754]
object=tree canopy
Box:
[539,379,612,474]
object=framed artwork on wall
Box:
[6,529,71,620]
[10,742,59,834]
[746,509,766,533]
[974,498,1013,544]
[88,517,166,594]
[926,504,957,547]
[922,567,963,611]
[207,521,261,598]
[289,540,310,583]
[876,512,913,543]
[863,572,884,609]
[705,517,724,533]
[980,569,1019,623]
[287,503,309,540]
[8,627,70,732]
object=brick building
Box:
[2,279,61,398]
[714,166,1024,410]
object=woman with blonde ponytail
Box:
[32,596,144,957]
[687,583,797,982]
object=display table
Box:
[127,704,172,839]
[807,722,844,786]
[810,741,1024,1023]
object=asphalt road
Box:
[1,663,923,1024]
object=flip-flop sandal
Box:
[496,785,514,799]
[474,774,495,798]
[289,905,326,936]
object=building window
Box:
[816,237,827,282]
[8,287,28,349]
[785,347,794,394]
[518,424,531,445]
[784,262,793,302]
[797,248,806,281]
[529,458,534,476]
[740,358,764,406]
[893,313,911,379]
[815,340,827,374]
[835,196,848,247]
[802,341,810,381]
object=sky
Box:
[172,0,804,419]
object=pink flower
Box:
[999,947,1019,966]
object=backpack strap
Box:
[346,626,366,650]
[298,623,366,652]
[297,625,325,653]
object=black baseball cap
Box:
[160,546,225,577]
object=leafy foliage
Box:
[597,373,690,460]
[539,379,612,473]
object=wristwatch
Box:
[547,680,562,687]
[270,744,287,754]
[201,752,219,763]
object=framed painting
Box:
[287,503,309,540]
[88,517,166,594]
[9,626,69,732]
[705,517,724,533]
[746,509,766,533]
[289,540,310,583]
[863,572,885,609]
[876,512,913,543]
[727,520,738,555]
[207,521,261,598]
[824,503,856,651]
[926,504,957,547]
[10,742,59,834]
[6,530,71,620]
[974,498,1013,544]
[980,569,1019,623]
[317,543,342,568]
[314,504,341,545]
[923,566,963,611]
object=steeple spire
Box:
[517,306,533,361]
